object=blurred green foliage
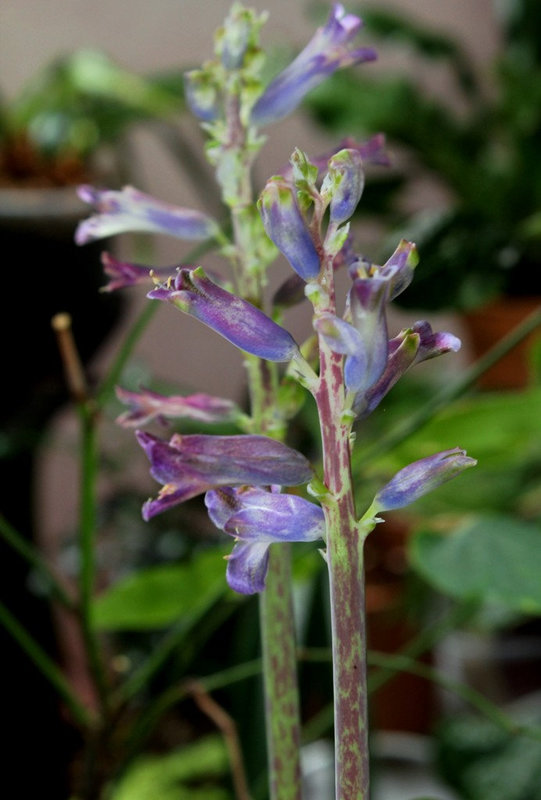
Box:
[306,0,541,309]
[0,50,183,184]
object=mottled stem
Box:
[316,346,369,800]
[259,545,303,800]
[222,92,302,800]
[313,247,370,798]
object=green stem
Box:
[316,351,369,799]
[220,92,303,799]
[259,545,303,800]
[116,594,233,706]
[78,403,109,715]
[312,241,370,798]
[0,599,92,727]
[0,513,74,609]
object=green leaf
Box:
[93,547,229,630]
[410,514,541,613]
[437,713,541,800]
[110,735,230,800]
[383,388,541,472]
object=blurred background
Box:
[1,1,540,798]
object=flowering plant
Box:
[75,5,476,797]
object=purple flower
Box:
[258,177,320,280]
[100,253,187,292]
[326,148,365,224]
[137,431,313,519]
[148,266,300,361]
[356,321,461,417]
[348,239,419,301]
[374,448,477,512]
[251,4,376,126]
[314,277,388,394]
[205,487,325,593]
[115,386,239,427]
[75,185,220,244]
[314,313,368,392]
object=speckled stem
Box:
[313,256,369,799]
[259,545,302,800]
[222,90,302,800]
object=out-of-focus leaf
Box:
[110,735,230,800]
[410,514,541,613]
[93,546,229,630]
[374,387,541,472]
[437,713,541,800]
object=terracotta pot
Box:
[463,296,541,389]
[365,517,434,734]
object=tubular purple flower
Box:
[315,277,390,394]
[115,386,239,427]
[314,313,367,392]
[137,431,313,519]
[374,448,477,512]
[355,320,462,417]
[75,185,220,244]
[251,4,376,126]
[258,177,320,280]
[148,267,300,362]
[347,277,389,391]
[326,148,365,224]
[349,239,419,301]
[205,487,325,593]
[354,328,420,417]
[413,320,462,362]
[101,253,186,292]
[273,232,353,308]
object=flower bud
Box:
[258,177,320,280]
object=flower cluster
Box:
[77,3,475,595]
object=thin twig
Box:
[186,679,253,800]
[51,312,89,404]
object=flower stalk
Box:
[75,6,478,799]
[312,251,371,798]
[205,15,304,794]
